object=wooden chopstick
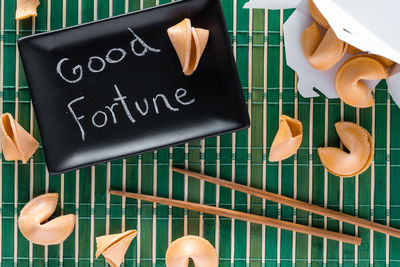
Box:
[109,189,361,245]
[173,167,400,239]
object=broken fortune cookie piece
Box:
[335,55,388,108]
[269,115,303,162]
[16,0,40,20]
[301,22,348,71]
[166,235,218,267]
[1,113,39,163]
[318,122,373,177]
[167,18,209,76]
[18,193,75,245]
[96,230,137,267]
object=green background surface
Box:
[1,0,400,266]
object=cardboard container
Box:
[244,0,400,107]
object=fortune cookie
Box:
[96,230,137,267]
[165,235,218,267]
[18,193,75,245]
[167,18,209,76]
[16,0,40,20]
[335,56,388,108]
[269,115,303,162]
[301,22,348,71]
[308,0,330,29]
[318,122,373,177]
[1,113,39,163]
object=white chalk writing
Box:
[127,27,161,56]
[113,84,136,124]
[67,96,86,141]
[62,26,195,142]
[57,58,83,83]
[135,99,149,116]
[105,48,127,64]
[175,88,196,105]
[92,111,108,128]
[67,85,196,141]
[105,103,119,124]
[88,56,106,73]
[57,28,161,84]
[152,94,179,114]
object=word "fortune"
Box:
[67,85,196,141]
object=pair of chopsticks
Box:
[110,168,400,245]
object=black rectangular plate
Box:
[18,0,249,175]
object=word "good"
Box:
[56,28,161,84]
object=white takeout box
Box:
[243,0,400,107]
[313,0,400,65]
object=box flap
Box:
[313,0,400,64]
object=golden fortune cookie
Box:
[1,113,39,163]
[301,22,348,71]
[335,55,388,108]
[269,115,303,162]
[18,193,75,245]
[96,230,137,267]
[318,122,373,177]
[167,18,209,76]
[16,0,40,20]
[308,0,330,29]
[166,235,218,267]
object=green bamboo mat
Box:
[1,0,400,266]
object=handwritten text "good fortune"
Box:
[57,28,196,141]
